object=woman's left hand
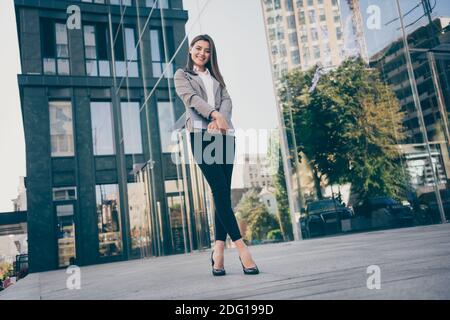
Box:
[207,120,222,133]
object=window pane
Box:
[120,102,143,154]
[167,194,185,253]
[56,204,76,267]
[146,0,169,8]
[96,184,123,258]
[55,23,68,44]
[86,60,98,76]
[90,102,115,155]
[124,27,137,61]
[43,58,56,75]
[85,46,97,60]
[157,101,176,153]
[42,19,56,58]
[56,44,69,58]
[163,62,174,78]
[127,61,138,77]
[57,59,70,75]
[53,187,77,201]
[99,60,111,77]
[115,61,127,77]
[152,62,162,78]
[150,29,161,62]
[84,25,97,60]
[84,25,96,47]
[128,182,151,257]
[49,101,74,157]
[96,24,108,60]
[113,24,125,61]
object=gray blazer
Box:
[174,68,234,133]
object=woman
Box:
[174,34,259,276]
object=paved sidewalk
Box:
[1,224,450,300]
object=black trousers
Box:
[189,129,242,242]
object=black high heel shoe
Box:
[211,250,226,276]
[239,256,260,275]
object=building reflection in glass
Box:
[165,180,186,253]
[96,184,123,257]
[133,129,215,256]
[56,204,76,267]
[128,182,152,258]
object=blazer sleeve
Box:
[219,85,232,120]
[174,69,216,120]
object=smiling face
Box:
[189,40,211,70]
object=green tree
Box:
[236,189,280,243]
[267,229,283,241]
[279,58,409,201]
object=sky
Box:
[0,0,24,212]
[181,0,280,189]
[1,0,449,211]
[182,0,279,132]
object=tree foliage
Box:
[236,189,280,242]
[278,58,409,201]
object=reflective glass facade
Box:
[262,0,450,239]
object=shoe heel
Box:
[239,256,259,275]
[211,250,226,276]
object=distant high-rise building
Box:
[371,17,450,190]
[12,177,27,212]
[243,154,274,189]
[261,0,345,81]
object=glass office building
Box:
[15,0,215,272]
[261,0,450,238]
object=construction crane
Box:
[346,0,369,63]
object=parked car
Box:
[303,199,354,238]
[299,213,309,239]
[415,190,450,224]
[354,196,414,228]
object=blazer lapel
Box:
[188,73,207,97]
[184,68,220,107]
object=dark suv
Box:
[354,196,414,228]
[415,190,450,224]
[304,199,353,237]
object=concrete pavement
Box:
[1,224,450,300]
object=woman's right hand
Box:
[211,111,229,134]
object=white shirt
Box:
[193,66,235,136]
[194,65,215,109]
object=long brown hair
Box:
[185,34,226,88]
